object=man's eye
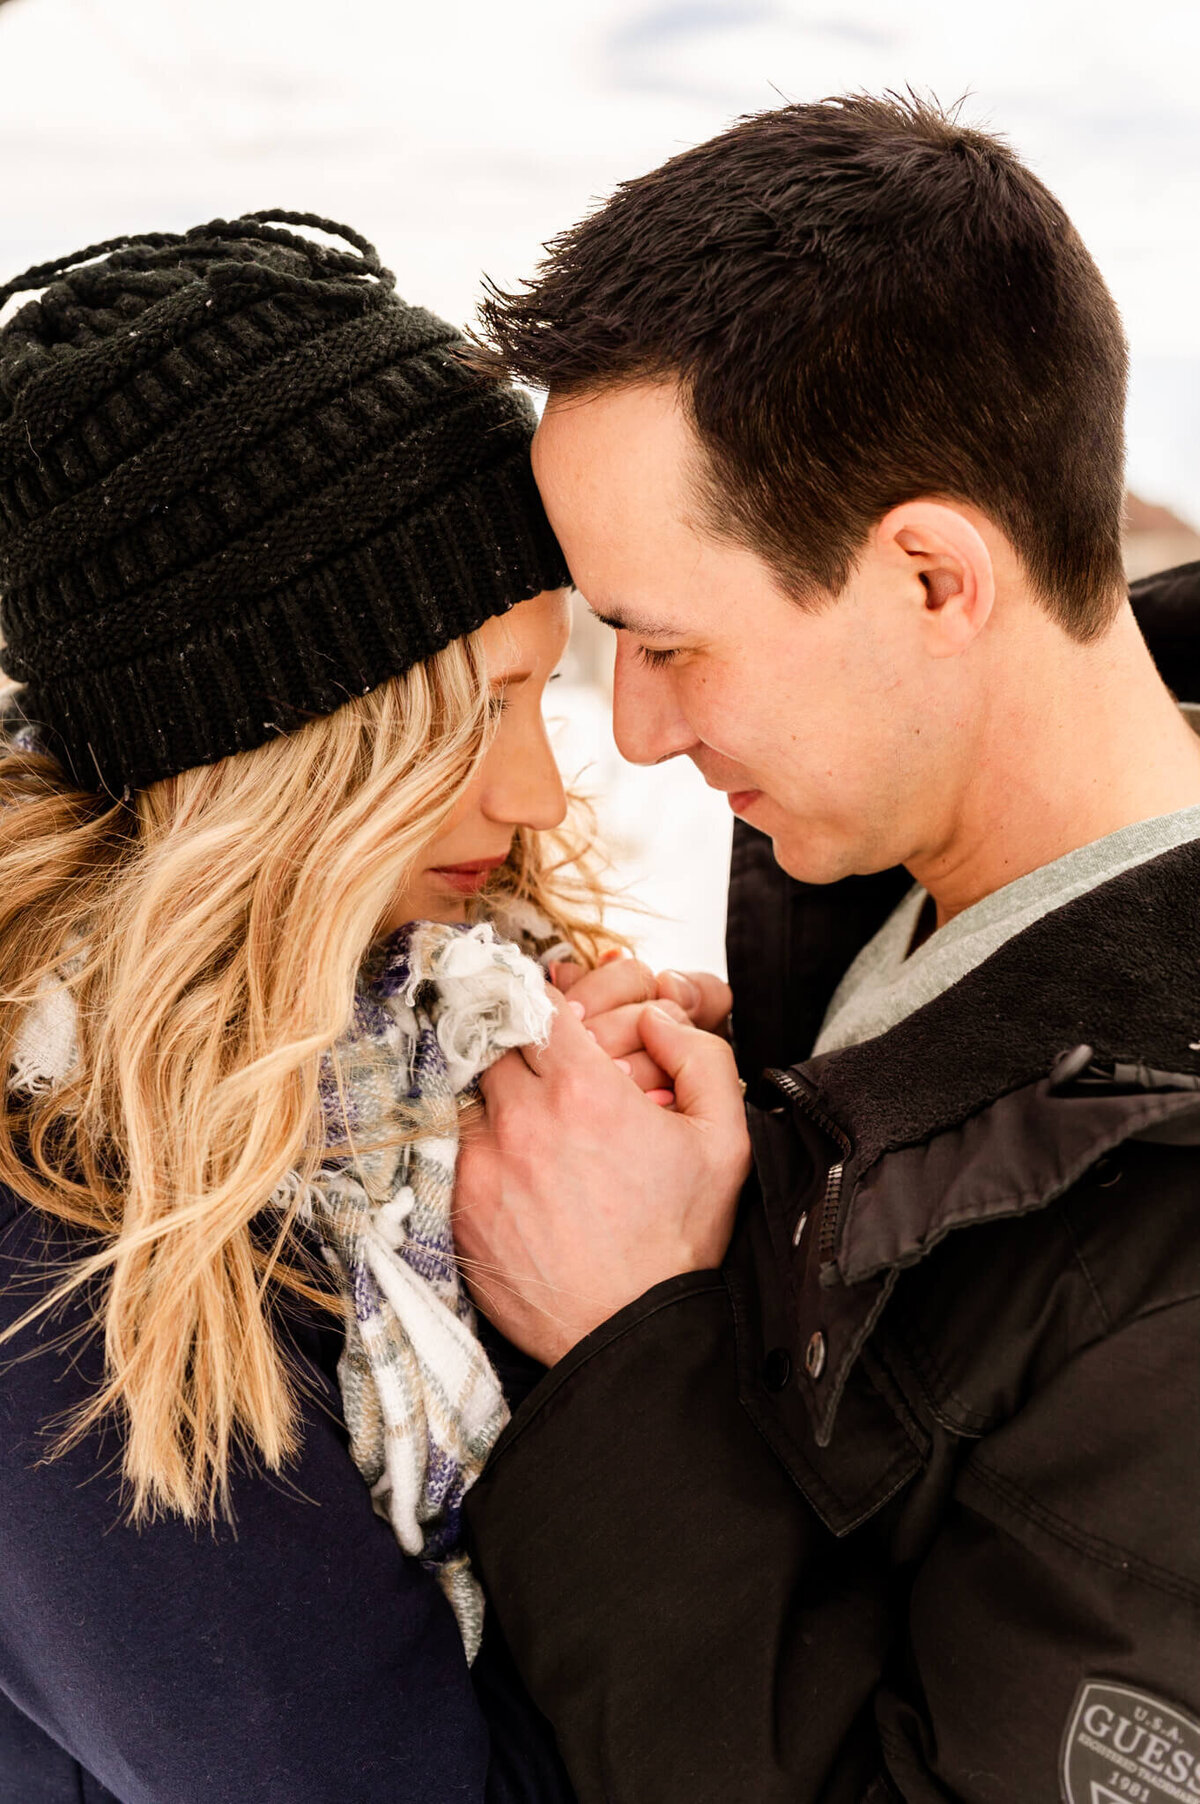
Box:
[634,645,678,670]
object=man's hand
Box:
[454,991,751,1364]
[550,955,734,1099]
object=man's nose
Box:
[611,640,696,767]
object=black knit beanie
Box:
[0,209,571,798]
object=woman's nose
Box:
[482,719,567,832]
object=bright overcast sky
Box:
[4,0,1200,519]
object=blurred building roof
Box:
[1125,492,1197,534]
[1123,491,1200,581]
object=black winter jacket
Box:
[463,565,1200,1804]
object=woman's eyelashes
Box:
[489,667,562,718]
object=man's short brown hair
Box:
[478,93,1129,639]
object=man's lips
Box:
[698,771,763,816]
[429,855,509,894]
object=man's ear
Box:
[874,500,996,656]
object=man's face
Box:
[533,381,962,885]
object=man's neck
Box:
[908,601,1200,930]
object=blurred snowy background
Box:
[3,0,1199,973]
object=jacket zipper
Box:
[765,1066,852,1263]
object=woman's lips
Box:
[429,856,508,895]
[726,789,762,815]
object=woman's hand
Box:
[549,955,733,1102]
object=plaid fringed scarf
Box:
[288,917,555,1658]
[7,911,559,1661]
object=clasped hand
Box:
[453,956,752,1365]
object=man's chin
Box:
[767,828,863,888]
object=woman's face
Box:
[376,588,573,935]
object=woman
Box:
[0,212,721,1803]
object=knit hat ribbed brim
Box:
[0,210,571,797]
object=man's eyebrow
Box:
[590,605,685,638]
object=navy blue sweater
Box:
[0,1186,574,1803]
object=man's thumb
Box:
[639,1004,745,1128]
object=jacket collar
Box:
[806,832,1200,1178]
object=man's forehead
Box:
[537,381,696,485]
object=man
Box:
[454,94,1200,1802]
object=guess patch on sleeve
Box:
[1061,1680,1200,1804]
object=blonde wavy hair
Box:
[0,625,616,1523]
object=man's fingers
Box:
[551,957,658,1019]
[656,970,734,1034]
[638,1004,746,1132]
[616,1049,674,1093]
[585,997,690,1059]
[477,1043,541,1107]
[478,995,607,1107]
[512,984,624,1079]
[553,958,732,1040]
[495,990,679,1103]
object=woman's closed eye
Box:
[489,667,561,718]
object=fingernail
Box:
[568,1000,587,1019]
[614,1058,633,1075]
[661,970,700,1010]
[647,1088,675,1106]
[586,1028,598,1042]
